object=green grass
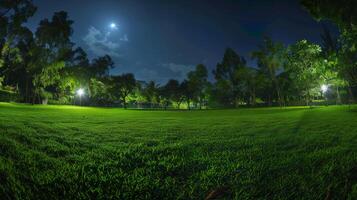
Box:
[0,103,356,199]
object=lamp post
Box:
[76,88,84,106]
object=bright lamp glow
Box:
[321,84,328,93]
[76,88,84,96]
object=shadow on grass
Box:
[292,107,315,134]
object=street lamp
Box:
[76,88,84,106]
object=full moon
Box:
[110,23,117,29]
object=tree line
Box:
[0,0,356,109]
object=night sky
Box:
[27,0,338,83]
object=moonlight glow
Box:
[110,23,117,29]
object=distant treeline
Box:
[1,0,357,109]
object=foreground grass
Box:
[0,103,356,199]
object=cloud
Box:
[134,63,195,84]
[120,34,129,42]
[162,63,195,80]
[83,26,123,57]
[137,68,159,81]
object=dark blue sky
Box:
[27,0,337,83]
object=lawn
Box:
[0,103,356,199]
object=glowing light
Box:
[321,84,328,93]
[76,88,84,96]
[110,23,117,29]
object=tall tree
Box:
[301,0,357,100]
[187,64,208,109]
[142,80,159,108]
[0,0,36,101]
[235,67,260,106]
[89,77,111,106]
[252,37,285,106]
[213,48,246,107]
[285,40,324,105]
[338,29,357,101]
[110,73,136,109]
[28,11,74,104]
[180,79,194,110]
[166,79,185,109]
[320,26,346,104]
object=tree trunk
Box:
[251,87,256,106]
[234,96,240,108]
[348,85,354,104]
[270,68,282,106]
[252,93,256,106]
[336,86,341,105]
[122,96,127,109]
[37,94,41,105]
[275,82,283,107]
[42,98,48,105]
[306,90,311,107]
[25,77,29,103]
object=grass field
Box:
[0,103,356,199]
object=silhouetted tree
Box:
[187,64,208,109]
[110,73,136,109]
[0,0,37,102]
[252,37,285,106]
[213,48,246,107]
[142,80,159,108]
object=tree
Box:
[0,28,30,100]
[337,28,357,101]
[0,0,37,49]
[301,0,357,101]
[0,1,37,23]
[26,11,74,104]
[142,80,159,108]
[180,79,194,110]
[252,37,285,106]
[0,0,36,102]
[88,78,112,106]
[158,86,170,110]
[90,55,114,78]
[301,0,357,30]
[166,79,185,109]
[187,64,208,109]
[320,26,347,104]
[235,67,260,106]
[285,40,324,105]
[213,48,246,107]
[159,79,180,109]
[110,73,136,109]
